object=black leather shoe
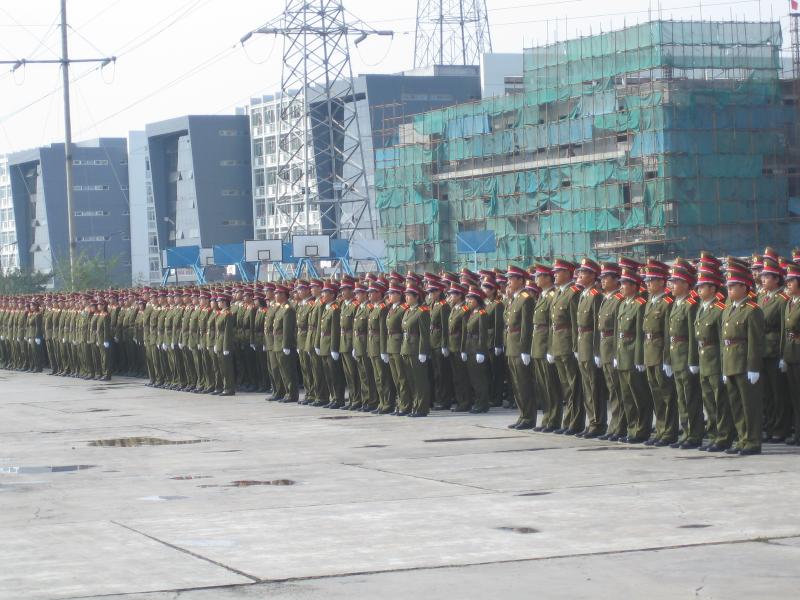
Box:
[563,429,580,436]
[669,440,684,449]
[680,441,701,449]
[724,447,741,455]
[396,411,409,417]
[643,438,658,446]
[575,429,589,438]
[378,408,394,414]
[515,422,535,430]
[533,426,544,432]
[654,439,673,447]
[627,436,648,444]
[553,428,567,435]
[220,391,234,396]
[739,447,762,456]
[597,433,610,441]
[608,434,621,442]
[705,444,727,452]
[508,420,522,429]
[583,431,602,439]
[543,426,558,433]
[370,408,381,414]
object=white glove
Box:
[26,337,30,343]
[178,343,184,349]
[441,347,449,357]
[315,347,320,356]
[262,345,266,352]
[494,347,503,356]
[133,338,138,344]
[613,358,618,369]
[284,348,291,356]
[161,343,167,351]
[460,352,468,362]
[331,351,339,361]
[381,353,389,363]
[594,356,601,368]
[521,353,531,366]
[35,338,41,345]
[663,364,673,378]
[418,354,427,363]
[722,375,728,384]
[103,341,110,349]
[635,364,645,372]
[171,343,176,350]
[352,349,357,359]
[546,353,554,364]
[114,337,119,342]
[250,344,256,350]
[223,350,230,356]
[476,353,485,364]
[573,352,579,360]
[689,365,699,375]
[197,345,201,350]
[779,359,787,373]
[747,371,760,385]
[96,342,100,347]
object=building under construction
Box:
[375,20,799,271]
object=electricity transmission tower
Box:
[241,1,391,242]
[414,0,492,68]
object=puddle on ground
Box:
[496,526,539,534]
[319,416,354,420]
[516,491,552,497]
[171,475,212,480]
[676,456,713,460]
[88,437,212,447]
[724,469,742,472]
[424,436,520,443]
[0,464,95,474]
[76,409,110,413]
[495,447,559,453]
[139,495,189,502]
[358,444,388,448]
[678,524,712,529]
[200,479,296,488]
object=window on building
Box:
[265,137,276,154]
[219,129,240,136]
[265,108,276,124]
[221,189,241,197]
[266,169,277,186]
[74,210,110,217]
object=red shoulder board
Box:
[462,305,471,312]
[353,300,360,307]
[379,303,386,309]
[779,292,790,302]
[479,309,486,315]
[330,303,339,309]
[690,290,699,299]
[714,301,726,310]
[614,292,624,301]
[419,305,430,312]
[746,301,759,310]
[748,290,757,299]
[663,296,673,304]
[570,285,581,293]
[439,299,447,306]
[715,291,725,302]
[367,303,374,309]
[589,288,600,296]
[400,303,408,309]
[686,297,697,305]
[635,297,647,305]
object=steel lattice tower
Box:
[414,0,492,68]
[243,1,390,241]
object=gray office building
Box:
[7,138,131,286]
[144,115,253,253]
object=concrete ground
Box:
[1,371,799,600]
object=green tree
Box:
[51,250,122,292]
[0,269,50,295]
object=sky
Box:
[0,0,793,155]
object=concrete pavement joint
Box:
[109,520,261,583]
[344,462,502,492]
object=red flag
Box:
[793,0,799,11]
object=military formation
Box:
[3,247,800,456]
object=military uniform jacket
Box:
[26,311,43,341]
[463,308,489,355]
[263,304,277,351]
[781,296,800,363]
[666,295,699,370]
[400,304,431,356]
[273,302,297,351]
[759,289,788,358]
[353,301,370,358]
[95,311,110,345]
[548,284,579,357]
[642,292,673,367]
[308,300,324,352]
[296,300,312,352]
[597,291,624,365]
[318,301,340,356]
[253,306,266,351]
[367,303,388,357]
[201,308,215,350]
[485,298,504,350]
[531,288,555,359]
[720,300,764,376]
[616,296,646,370]
[214,309,234,353]
[385,303,406,355]
[694,299,726,376]
[339,299,359,353]
[428,299,449,350]
[447,302,470,354]
[576,286,603,361]
[504,290,534,357]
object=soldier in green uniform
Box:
[641,259,678,446]
[574,258,606,438]
[272,284,299,403]
[446,282,471,411]
[758,254,790,442]
[596,263,626,441]
[780,263,800,445]
[95,298,112,380]
[693,266,734,451]
[252,290,269,394]
[338,277,361,409]
[549,259,583,435]
[615,268,652,443]
[352,282,375,411]
[308,280,329,407]
[214,293,236,396]
[424,276,451,411]
[504,265,535,429]
[385,284,410,415]
[368,281,394,413]
[318,281,346,408]
[721,261,764,455]
[666,264,703,448]
[400,283,431,417]
[530,264,560,431]
[480,272,506,408]
[463,287,490,413]
[26,299,44,372]
[294,281,314,404]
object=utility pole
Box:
[1,0,115,287]
[414,0,492,68]
[240,1,392,243]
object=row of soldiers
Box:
[2,247,800,455]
